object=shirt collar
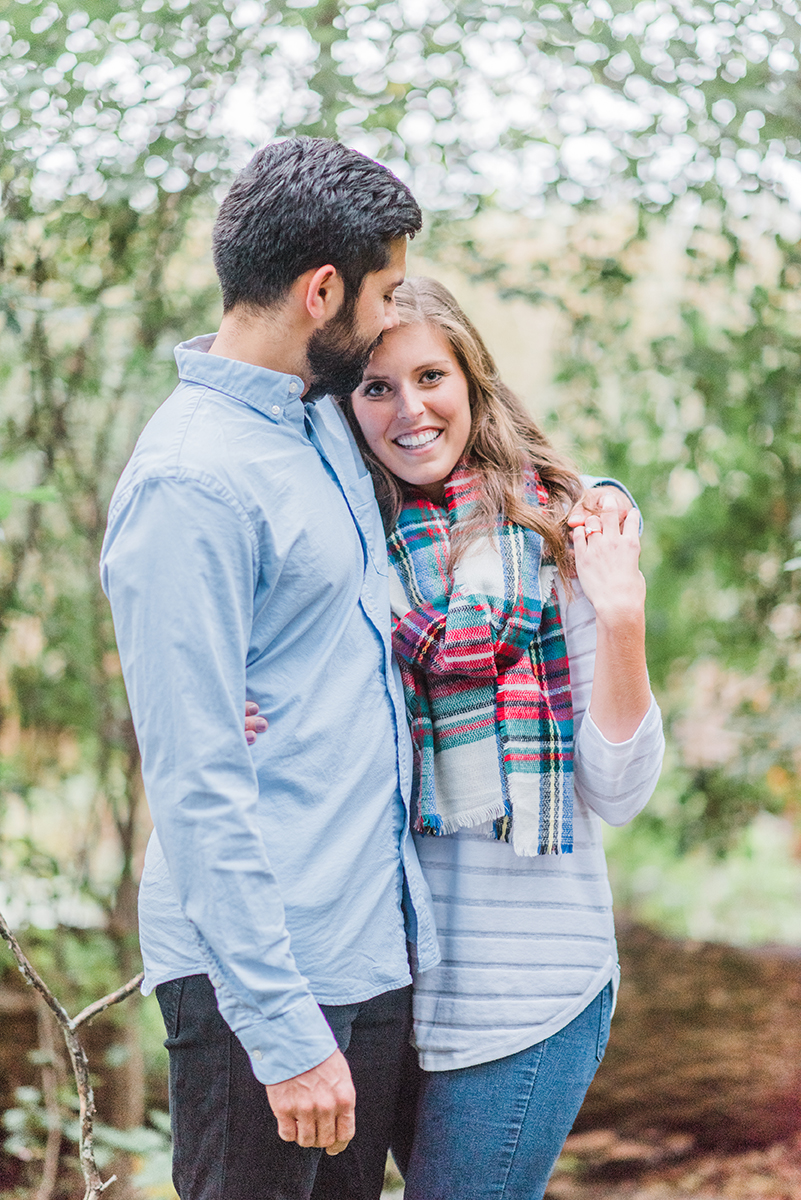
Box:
[175,334,307,432]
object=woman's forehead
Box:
[369,320,453,367]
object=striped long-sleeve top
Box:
[411,575,665,1072]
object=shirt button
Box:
[288,381,299,393]
[253,1050,262,1061]
[271,405,280,415]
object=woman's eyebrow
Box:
[361,357,451,382]
[413,358,451,371]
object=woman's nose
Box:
[396,387,425,420]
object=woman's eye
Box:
[363,382,389,398]
[421,370,444,384]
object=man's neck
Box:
[209,306,309,386]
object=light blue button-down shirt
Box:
[100,335,439,1085]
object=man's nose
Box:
[383,298,400,332]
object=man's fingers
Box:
[566,503,589,528]
[274,1107,352,1151]
[313,1106,339,1149]
[264,1048,355,1150]
[324,1107,356,1155]
[274,1113,298,1143]
[335,1106,356,1145]
[294,1114,320,1148]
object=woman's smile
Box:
[394,427,443,450]
[350,322,472,503]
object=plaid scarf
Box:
[388,463,573,856]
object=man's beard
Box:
[304,302,381,403]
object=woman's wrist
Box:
[591,590,646,634]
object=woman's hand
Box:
[245,701,268,745]
[568,485,633,537]
[572,493,651,743]
[571,493,645,624]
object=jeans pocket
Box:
[156,977,185,1044]
[595,982,613,1063]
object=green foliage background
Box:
[2,0,801,1187]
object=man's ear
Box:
[303,264,345,321]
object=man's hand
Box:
[568,485,633,536]
[265,1048,356,1157]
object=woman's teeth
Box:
[395,429,441,449]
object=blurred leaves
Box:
[1,0,801,919]
[6,0,801,1185]
[0,484,57,522]
[2,0,801,215]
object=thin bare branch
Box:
[0,909,72,1029]
[0,909,143,1199]
[72,972,144,1030]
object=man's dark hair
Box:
[212,137,422,312]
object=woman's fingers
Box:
[581,495,638,547]
[567,486,633,533]
[622,503,641,541]
[599,493,619,531]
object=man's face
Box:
[304,238,407,402]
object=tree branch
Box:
[72,973,144,1031]
[0,909,143,1199]
[0,910,72,1030]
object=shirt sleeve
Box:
[101,474,337,1084]
[558,577,665,827]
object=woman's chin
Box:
[380,451,453,493]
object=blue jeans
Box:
[157,974,413,1200]
[403,982,613,1200]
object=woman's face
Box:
[350,322,472,503]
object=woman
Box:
[339,277,664,1200]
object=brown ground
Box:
[546,1130,801,1199]
[382,1135,801,1198]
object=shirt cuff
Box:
[576,695,664,784]
[233,993,338,1085]
[574,696,665,826]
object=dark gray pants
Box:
[156,974,414,1200]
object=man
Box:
[101,137,439,1200]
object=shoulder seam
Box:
[108,470,261,570]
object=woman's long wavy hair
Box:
[338,276,583,581]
